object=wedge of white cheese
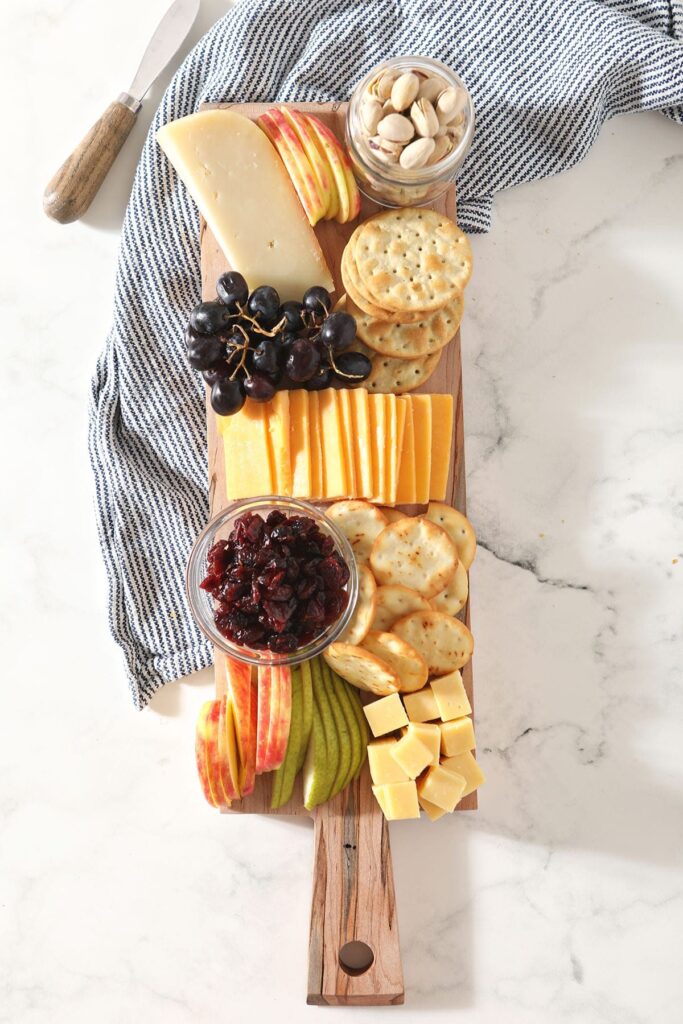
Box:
[157,109,333,301]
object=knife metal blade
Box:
[127,0,200,106]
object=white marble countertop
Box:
[4,1,683,1021]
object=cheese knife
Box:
[43,0,200,224]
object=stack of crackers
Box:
[340,207,473,394]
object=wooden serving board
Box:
[201,103,475,1006]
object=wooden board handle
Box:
[43,98,138,223]
[308,766,404,1006]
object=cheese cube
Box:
[441,751,486,797]
[403,686,439,723]
[289,390,311,498]
[349,389,374,499]
[429,395,454,501]
[411,395,432,504]
[372,784,390,817]
[363,693,409,738]
[319,390,348,498]
[439,716,476,756]
[418,794,447,821]
[374,781,420,820]
[404,722,441,765]
[390,729,433,780]
[430,670,471,721]
[395,398,416,504]
[156,110,333,300]
[368,739,409,785]
[417,765,466,813]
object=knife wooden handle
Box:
[307,765,404,1006]
[43,97,138,224]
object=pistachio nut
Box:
[410,97,439,138]
[428,133,454,164]
[361,97,383,134]
[376,69,399,101]
[368,135,402,164]
[399,136,436,169]
[390,72,420,112]
[377,112,415,144]
[436,87,467,123]
[382,98,396,114]
[418,75,448,103]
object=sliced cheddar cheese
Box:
[289,390,311,497]
[429,394,454,501]
[319,389,348,498]
[308,391,324,499]
[396,397,416,504]
[337,390,358,497]
[411,394,433,505]
[389,396,407,507]
[368,394,387,504]
[384,394,398,505]
[349,388,374,499]
[219,401,274,499]
[156,110,333,300]
[266,391,291,495]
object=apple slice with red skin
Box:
[245,679,258,795]
[278,107,335,219]
[268,666,292,770]
[255,665,272,774]
[257,111,326,225]
[222,656,256,796]
[217,696,240,803]
[263,664,281,771]
[195,700,219,808]
[303,114,352,223]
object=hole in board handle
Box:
[338,940,374,976]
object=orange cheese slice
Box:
[411,394,432,505]
[428,395,454,501]
[219,400,275,499]
[337,390,358,497]
[289,390,311,497]
[384,394,398,505]
[368,393,386,504]
[395,397,416,504]
[349,388,373,499]
[266,391,291,495]
[308,391,324,499]
[390,397,407,506]
[319,389,348,499]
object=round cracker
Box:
[378,507,409,524]
[326,500,387,565]
[324,642,399,696]
[432,560,469,616]
[371,584,433,633]
[362,631,428,693]
[370,516,457,598]
[339,563,377,645]
[344,289,426,330]
[352,340,442,395]
[356,293,464,360]
[393,610,474,675]
[355,208,473,313]
[425,502,477,570]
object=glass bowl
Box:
[186,496,359,668]
[346,55,475,207]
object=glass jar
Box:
[345,55,475,208]
[186,496,359,668]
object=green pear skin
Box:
[297,659,313,773]
[303,657,338,809]
[346,683,369,778]
[322,659,352,799]
[271,665,303,809]
[329,668,362,792]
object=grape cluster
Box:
[184,272,372,416]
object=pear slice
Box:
[346,684,370,779]
[329,667,362,792]
[321,659,352,799]
[303,658,338,809]
[297,660,314,773]
[271,666,304,809]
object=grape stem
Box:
[228,324,252,381]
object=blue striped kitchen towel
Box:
[89,0,683,708]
